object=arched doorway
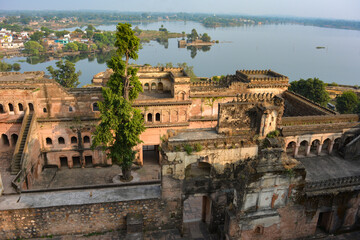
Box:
[321,138,331,154]
[158,82,163,91]
[310,140,320,155]
[298,140,309,157]
[0,104,5,113]
[151,82,157,90]
[144,83,149,91]
[1,134,10,147]
[286,141,296,157]
[11,134,18,146]
[28,103,34,112]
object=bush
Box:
[266,130,280,138]
[184,144,193,155]
[194,143,203,152]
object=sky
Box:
[1,0,360,21]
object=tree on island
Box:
[46,60,81,88]
[187,29,199,41]
[91,23,145,181]
[336,91,360,114]
[289,78,330,107]
[201,33,211,42]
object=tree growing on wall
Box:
[46,60,81,88]
[91,23,145,181]
[289,78,330,107]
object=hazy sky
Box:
[1,0,360,21]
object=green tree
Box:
[201,33,211,42]
[24,41,44,55]
[64,42,79,52]
[336,91,359,114]
[12,63,21,71]
[289,78,330,107]
[30,31,44,42]
[0,61,13,71]
[187,28,199,41]
[55,30,70,38]
[92,23,145,181]
[46,60,81,88]
[74,41,88,52]
[86,30,94,39]
[177,62,197,81]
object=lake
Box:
[3,21,360,86]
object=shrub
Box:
[184,144,193,155]
[194,143,203,152]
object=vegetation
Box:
[46,60,81,88]
[24,41,44,55]
[266,130,281,138]
[336,91,360,114]
[194,143,203,152]
[184,144,193,155]
[91,23,145,181]
[156,62,197,81]
[0,61,15,71]
[289,78,330,107]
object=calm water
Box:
[3,21,360,86]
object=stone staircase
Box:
[11,113,33,175]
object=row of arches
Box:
[0,102,34,114]
[286,137,342,157]
[59,155,93,168]
[45,135,91,146]
[1,133,18,148]
[146,113,161,122]
[143,110,188,123]
[143,82,164,91]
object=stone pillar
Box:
[0,172,4,196]
[294,145,299,157]
[328,141,334,154]
[305,144,311,156]
[317,144,323,155]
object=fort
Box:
[0,67,359,239]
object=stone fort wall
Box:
[0,197,181,239]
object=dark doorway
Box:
[142,145,159,165]
[11,134,18,146]
[0,104,4,113]
[1,134,10,147]
[317,211,333,233]
[72,156,81,168]
[18,103,24,111]
[60,157,68,168]
[8,103,14,112]
[28,103,34,112]
[85,156,93,167]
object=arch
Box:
[298,140,309,157]
[0,104,4,113]
[72,156,81,168]
[1,134,10,147]
[185,162,211,179]
[83,136,90,143]
[310,139,320,155]
[286,141,296,157]
[11,134,18,146]
[144,83,149,91]
[151,82,157,90]
[321,138,331,154]
[46,137,52,145]
[71,136,77,144]
[155,113,161,122]
[28,103,34,112]
[69,106,73,112]
[147,113,153,122]
[8,103,14,112]
[58,137,65,144]
[158,82,163,91]
[332,138,342,152]
[18,103,23,111]
[43,108,47,113]
[179,91,186,100]
[92,102,99,111]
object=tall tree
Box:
[46,60,81,88]
[289,78,330,107]
[336,91,359,114]
[92,23,145,181]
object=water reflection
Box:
[26,50,116,65]
[186,46,212,59]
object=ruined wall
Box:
[0,198,182,239]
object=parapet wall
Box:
[0,197,181,239]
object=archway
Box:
[18,103,24,111]
[28,103,34,112]
[158,82,163,91]
[151,82,157,90]
[0,104,4,113]
[147,113,153,122]
[1,134,10,147]
[11,134,18,146]
[286,141,296,157]
[144,83,149,91]
[155,113,161,122]
[321,138,331,154]
[332,138,342,153]
[8,103,14,112]
[298,140,309,157]
[310,140,320,155]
